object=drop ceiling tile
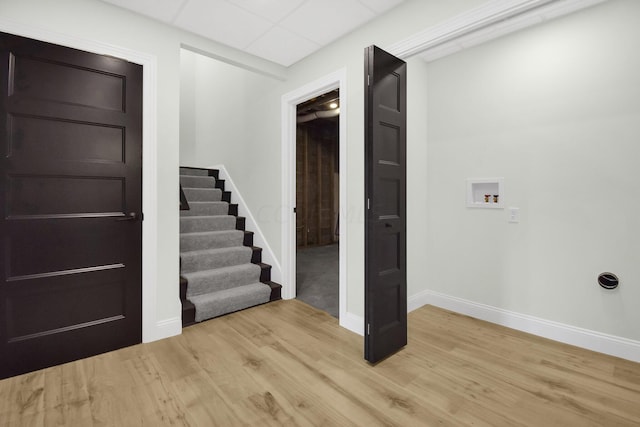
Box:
[279,0,376,45]
[174,0,273,50]
[226,0,305,23]
[100,0,187,23]
[245,26,320,66]
[358,0,405,14]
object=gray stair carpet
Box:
[180,168,270,322]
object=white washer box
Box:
[466,178,504,209]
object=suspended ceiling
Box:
[100,0,405,66]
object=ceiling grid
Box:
[101,0,405,66]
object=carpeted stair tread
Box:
[180,167,209,176]
[189,283,271,322]
[180,215,236,233]
[180,229,244,252]
[180,175,216,189]
[184,263,262,297]
[182,187,222,202]
[180,201,229,217]
[181,246,252,273]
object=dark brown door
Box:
[364,45,407,364]
[0,32,143,379]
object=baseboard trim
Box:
[144,317,181,343]
[340,311,364,336]
[208,164,282,283]
[408,289,640,363]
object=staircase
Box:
[179,167,281,327]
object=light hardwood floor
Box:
[1,300,639,426]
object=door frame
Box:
[0,19,163,343]
[281,69,348,325]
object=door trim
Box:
[0,19,175,343]
[281,68,349,329]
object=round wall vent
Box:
[598,272,619,290]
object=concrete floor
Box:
[296,243,338,318]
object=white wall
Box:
[180,49,283,176]
[406,57,430,299]
[424,0,640,341]
[0,0,286,339]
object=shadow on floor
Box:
[296,243,338,318]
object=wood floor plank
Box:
[0,300,639,426]
[41,362,93,427]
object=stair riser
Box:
[184,265,262,296]
[180,231,244,252]
[183,188,222,202]
[180,175,216,189]
[180,216,236,233]
[181,247,252,273]
[180,202,229,217]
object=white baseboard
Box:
[144,317,182,343]
[340,311,364,336]
[208,164,281,283]
[408,289,640,363]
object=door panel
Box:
[364,45,407,364]
[9,115,125,164]
[9,52,126,111]
[0,32,142,379]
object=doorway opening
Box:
[295,90,340,317]
[281,68,349,331]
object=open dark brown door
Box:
[0,32,143,378]
[364,45,407,364]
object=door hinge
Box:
[367,75,370,86]
[140,212,144,221]
[367,198,370,210]
[293,207,297,213]
[367,323,370,335]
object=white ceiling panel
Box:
[101,0,187,23]
[226,0,305,23]
[174,0,272,50]
[245,26,320,67]
[279,0,376,45]
[358,0,405,14]
[99,0,407,66]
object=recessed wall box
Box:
[466,178,504,209]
